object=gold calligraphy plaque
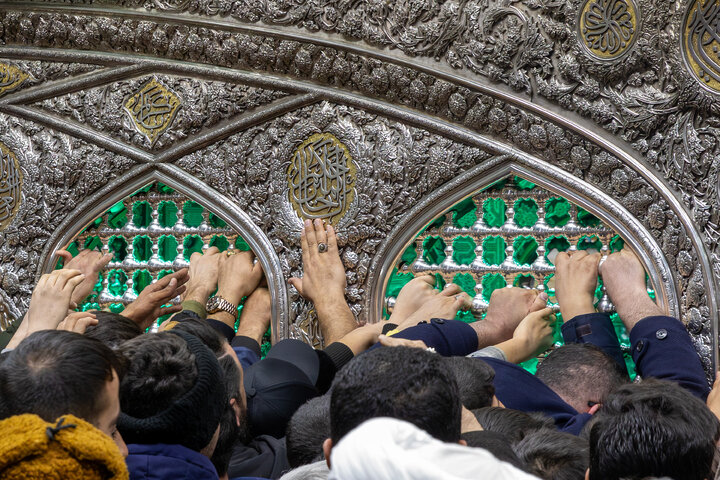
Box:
[288,133,356,224]
[0,141,23,232]
[579,0,638,59]
[0,63,29,97]
[683,0,720,93]
[123,77,181,146]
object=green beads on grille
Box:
[422,236,447,264]
[483,236,506,265]
[513,236,538,265]
[483,198,506,227]
[513,199,538,227]
[545,197,571,227]
[452,237,476,265]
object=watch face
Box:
[207,297,220,311]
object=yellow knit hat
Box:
[0,414,129,480]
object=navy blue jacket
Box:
[126,443,219,480]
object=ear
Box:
[229,398,241,427]
[323,438,333,468]
[585,468,590,480]
[458,439,467,446]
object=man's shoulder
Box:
[127,443,219,479]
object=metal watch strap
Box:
[207,296,238,320]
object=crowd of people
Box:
[0,217,718,480]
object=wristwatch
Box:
[206,296,238,320]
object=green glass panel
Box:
[481,273,506,301]
[133,235,153,262]
[158,201,178,228]
[452,273,476,297]
[456,310,476,323]
[261,327,273,358]
[482,198,506,227]
[519,357,539,374]
[132,184,153,197]
[386,269,415,298]
[482,236,506,265]
[183,201,204,228]
[158,235,178,262]
[80,302,100,312]
[400,243,417,267]
[577,207,601,227]
[132,201,152,228]
[209,213,227,228]
[157,182,175,194]
[543,273,557,303]
[107,269,128,296]
[452,236,476,265]
[545,197,571,227]
[513,274,535,288]
[183,235,204,261]
[108,236,128,262]
[157,312,173,326]
[514,199,538,227]
[578,235,602,252]
[545,236,571,264]
[423,216,446,233]
[133,270,153,295]
[422,236,447,264]
[109,303,125,313]
[83,236,103,251]
[451,197,477,228]
[514,176,536,190]
[513,236,539,265]
[158,269,174,280]
[107,202,128,229]
[609,235,625,253]
[235,236,251,251]
[82,217,104,233]
[92,273,103,294]
[210,235,230,252]
[433,273,447,290]
[66,241,80,258]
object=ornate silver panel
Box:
[0,0,717,374]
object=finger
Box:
[554,251,569,268]
[304,219,318,249]
[452,292,473,312]
[55,249,73,266]
[55,269,83,288]
[314,219,328,247]
[326,224,339,252]
[571,249,588,260]
[414,275,436,286]
[97,253,113,270]
[440,283,461,296]
[160,304,183,316]
[64,272,87,295]
[300,222,310,253]
[190,251,203,264]
[205,246,220,256]
[56,319,68,331]
[288,277,305,297]
[74,317,99,334]
[528,291,549,313]
[173,268,190,286]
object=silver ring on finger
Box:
[318,242,328,253]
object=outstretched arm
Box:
[554,250,600,321]
[289,219,357,344]
[55,248,113,305]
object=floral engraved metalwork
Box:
[683,0,720,93]
[287,133,356,225]
[0,141,22,232]
[579,0,638,59]
[123,78,182,147]
[0,63,29,97]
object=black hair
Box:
[118,332,197,419]
[0,330,121,425]
[170,318,225,355]
[330,346,461,443]
[514,429,589,480]
[471,407,554,443]
[84,311,143,349]
[588,379,720,480]
[444,356,495,409]
[286,394,331,468]
[536,343,627,412]
[461,430,526,470]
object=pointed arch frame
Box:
[38,163,289,342]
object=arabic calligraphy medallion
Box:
[0,63,29,97]
[0,141,23,232]
[579,0,638,60]
[683,0,720,94]
[123,77,182,146]
[287,133,356,225]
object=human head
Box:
[471,407,553,443]
[117,331,225,455]
[514,429,589,480]
[588,379,720,480]
[0,414,128,480]
[286,395,331,468]
[328,346,461,447]
[444,356,495,409]
[84,311,143,349]
[0,330,126,456]
[535,343,627,413]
